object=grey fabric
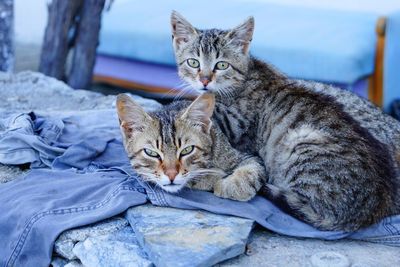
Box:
[0,109,399,267]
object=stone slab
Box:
[125,204,254,267]
[73,227,152,267]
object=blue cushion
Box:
[98,0,379,84]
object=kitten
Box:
[116,93,266,201]
[170,11,400,231]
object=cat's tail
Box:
[259,184,363,230]
[258,183,309,223]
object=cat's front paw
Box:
[187,174,224,192]
[187,180,214,191]
[213,176,257,201]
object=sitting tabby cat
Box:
[116,93,266,201]
[170,11,400,231]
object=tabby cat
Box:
[116,93,266,201]
[170,11,400,231]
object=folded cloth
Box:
[1,109,400,266]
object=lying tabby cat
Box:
[116,93,266,201]
[170,11,400,231]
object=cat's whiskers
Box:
[174,84,194,100]
[218,83,238,100]
[137,172,158,183]
[162,81,195,101]
[218,87,232,101]
[157,82,185,101]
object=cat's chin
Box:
[193,85,229,96]
[190,83,215,93]
[159,183,185,193]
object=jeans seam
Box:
[137,179,161,205]
[386,219,399,235]
[7,184,139,267]
[357,235,400,244]
[0,147,36,155]
[153,187,167,206]
[11,114,33,126]
[154,189,163,206]
[362,235,400,240]
[159,190,168,206]
[382,217,396,235]
[39,125,62,143]
[146,187,158,204]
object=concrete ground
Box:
[219,226,400,267]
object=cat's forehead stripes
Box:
[155,110,178,154]
[155,139,160,150]
[197,29,227,54]
[177,137,182,148]
[187,29,226,59]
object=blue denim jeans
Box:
[1,110,400,267]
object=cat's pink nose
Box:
[165,169,178,182]
[200,77,210,87]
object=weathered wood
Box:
[0,0,14,72]
[40,0,107,89]
[368,17,386,107]
[39,0,83,80]
[68,0,106,89]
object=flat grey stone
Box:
[50,257,83,267]
[54,217,128,260]
[73,226,152,267]
[54,240,77,260]
[125,204,254,267]
[51,257,70,267]
[64,261,84,267]
[0,163,26,184]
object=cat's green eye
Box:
[144,148,160,158]
[187,58,200,68]
[215,61,230,70]
[180,145,194,157]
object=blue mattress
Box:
[98,0,379,84]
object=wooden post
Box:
[369,17,386,107]
[0,0,14,72]
[39,0,83,80]
[68,0,106,89]
[39,0,106,88]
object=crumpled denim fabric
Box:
[1,109,400,267]
[0,110,126,171]
[0,113,64,168]
[0,169,148,267]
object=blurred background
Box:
[1,0,400,117]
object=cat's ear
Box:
[116,94,152,137]
[226,16,254,54]
[171,10,197,47]
[180,93,215,133]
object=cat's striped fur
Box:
[171,11,400,231]
[116,93,266,201]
